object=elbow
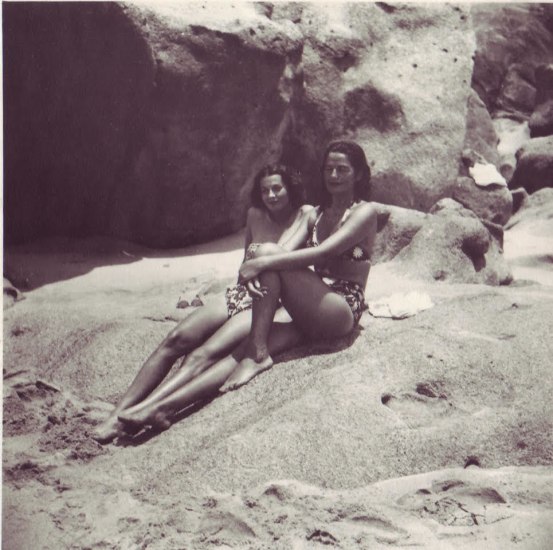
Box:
[250,242,284,259]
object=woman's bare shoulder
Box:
[299,204,318,220]
[353,201,377,218]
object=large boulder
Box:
[509,136,553,194]
[388,199,512,285]
[3,2,304,247]
[372,203,426,264]
[451,176,512,226]
[278,2,476,212]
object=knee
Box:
[183,347,212,375]
[163,326,201,355]
[250,242,283,259]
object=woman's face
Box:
[323,152,357,196]
[260,174,291,214]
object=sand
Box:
[3,218,553,549]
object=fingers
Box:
[247,279,267,299]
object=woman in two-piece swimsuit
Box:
[93,164,312,443]
[220,140,377,391]
[112,141,377,433]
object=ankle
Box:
[246,344,269,363]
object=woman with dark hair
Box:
[93,164,312,443]
[220,140,376,390]
[114,141,377,432]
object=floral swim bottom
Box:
[321,277,367,325]
[225,283,253,318]
[225,276,367,324]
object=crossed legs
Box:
[221,245,355,392]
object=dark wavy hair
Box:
[319,141,371,207]
[250,164,305,209]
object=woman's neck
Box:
[328,193,356,213]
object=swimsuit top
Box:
[306,203,371,262]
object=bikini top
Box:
[306,203,371,262]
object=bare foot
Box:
[92,415,125,444]
[118,407,172,432]
[220,355,273,393]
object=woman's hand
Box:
[246,276,266,299]
[239,258,265,282]
[239,258,268,299]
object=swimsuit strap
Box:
[310,208,324,246]
[339,200,360,227]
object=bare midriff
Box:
[313,255,370,287]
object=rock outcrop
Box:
[388,199,512,285]
[3,2,518,249]
[372,203,427,264]
[5,2,553,285]
[471,3,553,119]
[471,3,553,190]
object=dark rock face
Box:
[510,136,553,194]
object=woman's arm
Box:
[240,203,377,281]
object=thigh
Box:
[170,295,230,344]
[278,270,354,340]
[198,309,253,358]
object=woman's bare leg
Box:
[117,321,302,429]
[119,310,254,414]
[92,296,230,443]
[221,268,353,392]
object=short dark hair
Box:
[250,164,305,209]
[320,141,371,207]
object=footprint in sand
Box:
[381,380,455,427]
[306,528,339,545]
[343,515,408,544]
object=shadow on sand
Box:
[4,231,245,291]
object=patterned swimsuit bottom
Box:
[319,275,367,325]
[225,243,261,318]
[225,242,368,324]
